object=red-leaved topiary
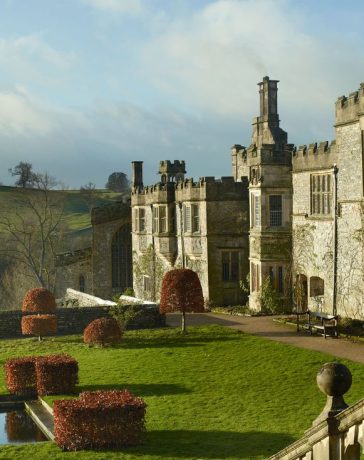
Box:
[83,317,122,347]
[4,354,78,397]
[22,288,56,314]
[4,357,37,397]
[160,268,204,332]
[21,315,57,339]
[54,390,146,451]
[35,354,79,396]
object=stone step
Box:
[25,400,54,441]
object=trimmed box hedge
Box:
[35,354,78,396]
[4,357,37,397]
[4,354,78,397]
[54,390,146,451]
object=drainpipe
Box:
[332,165,338,316]
[150,204,156,302]
[178,202,185,268]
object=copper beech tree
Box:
[159,269,204,333]
[21,288,57,341]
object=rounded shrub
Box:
[22,288,56,314]
[160,269,204,333]
[160,268,204,314]
[83,317,122,347]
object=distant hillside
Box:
[0,185,130,250]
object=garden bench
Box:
[295,310,339,339]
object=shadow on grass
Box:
[126,429,294,458]
[78,383,190,397]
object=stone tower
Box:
[246,77,293,310]
[158,160,186,184]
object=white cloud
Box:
[0,88,54,135]
[139,0,364,143]
[0,34,75,70]
[82,0,145,15]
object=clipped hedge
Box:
[83,317,122,347]
[4,354,78,397]
[4,357,37,397]
[54,390,146,451]
[21,314,57,338]
[35,354,78,396]
[22,288,56,314]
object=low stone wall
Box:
[0,305,165,339]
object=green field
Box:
[0,185,124,248]
[0,325,363,459]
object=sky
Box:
[0,0,364,188]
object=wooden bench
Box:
[295,310,339,339]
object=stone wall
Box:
[92,202,132,299]
[0,304,165,339]
[55,249,92,297]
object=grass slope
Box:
[0,186,125,247]
[0,325,363,459]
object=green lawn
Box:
[0,325,363,459]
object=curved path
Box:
[166,312,364,364]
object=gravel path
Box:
[166,312,364,364]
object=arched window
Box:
[79,275,85,293]
[310,276,324,297]
[111,224,132,291]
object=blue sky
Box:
[0,0,364,187]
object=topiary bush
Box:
[4,354,78,397]
[4,357,37,397]
[54,390,146,451]
[83,317,122,347]
[21,314,57,339]
[35,354,78,396]
[22,288,56,314]
[160,268,204,332]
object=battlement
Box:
[176,176,248,201]
[245,143,293,167]
[292,140,337,172]
[158,160,186,183]
[159,160,186,170]
[91,201,130,225]
[335,83,364,125]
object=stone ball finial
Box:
[313,362,352,426]
[317,362,352,397]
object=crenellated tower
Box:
[245,77,294,311]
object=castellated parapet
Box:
[292,140,337,172]
[176,176,249,202]
[131,182,176,206]
[335,83,364,125]
[132,176,249,205]
[158,160,186,183]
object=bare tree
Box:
[80,182,97,211]
[0,172,67,291]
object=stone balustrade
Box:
[270,363,364,460]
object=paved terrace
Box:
[166,313,364,364]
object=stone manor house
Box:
[57,77,364,320]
